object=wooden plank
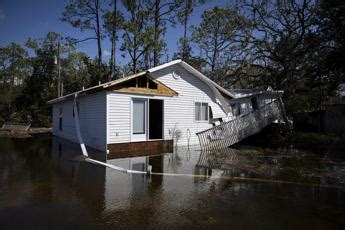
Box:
[112,87,177,96]
[107,140,173,159]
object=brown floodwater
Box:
[0,134,344,229]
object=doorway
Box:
[149,99,163,140]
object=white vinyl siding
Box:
[149,65,227,146]
[52,63,229,149]
[107,92,131,144]
[52,91,107,151]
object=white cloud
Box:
[103,50,111,57]
[0,9,5,21]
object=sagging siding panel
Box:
[107,92,131,144]
[150,65,227,146]
[52,91,107,151]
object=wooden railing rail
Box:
[196,99,283,151]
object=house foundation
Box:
[107,140,173,159]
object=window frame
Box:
[194,101,209,122]
[132,99,146,135]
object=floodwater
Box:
[0,135,344,230]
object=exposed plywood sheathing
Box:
[107,74,178,97]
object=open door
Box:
[149,99,163,140]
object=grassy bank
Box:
[240,124,345,153]
[289,132,345,153]
[0,127,51,138]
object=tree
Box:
[318,0,345,87]
[176,0,204,60]
[16,34,60,125]
[148,0,182,67]
[61,0,103,66]
[191,7,247,79]
[234,0,333,113]
[0,43,29,121]
[121,0,152,73]
[61,51,91,93]
[103,0,124,79]
[15,32,76,125]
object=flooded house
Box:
[47,60,285,156]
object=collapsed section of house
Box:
[197,88,289,151]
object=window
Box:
[133,100,146,134]
[195,102,208,121]
[240,102,253,114]
[59,108,63,131]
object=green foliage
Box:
[61,51,91,93]
[0,43,29,122]
[1,0,344,127]
[120,0,153,73]
[61,0,103,65]
[191,6,248,77]
[289,132,345,152]
[0,32,108,127]
[103,0,125,79]
[16,47,57,126]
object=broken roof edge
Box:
[228,90,284,104]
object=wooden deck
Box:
[196,99,285,151]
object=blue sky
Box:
[0,0,230,65]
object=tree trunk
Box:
[145,48,150,70]
[109,0,117,80]
[110,41,114,80]
[182,8,188,60]
[133,34,137,73]
[95,0,102,66]
[211,25,219,72]
[153,0,160,67]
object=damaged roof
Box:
[47,59,236,105]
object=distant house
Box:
[47,60,281,156]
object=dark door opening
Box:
[149,99,163,139]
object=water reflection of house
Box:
[51,137,163,212]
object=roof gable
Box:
[106,73,178,97]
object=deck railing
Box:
[196,99,283,151]
[1,122,31,131]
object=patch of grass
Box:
[290,132,345,145]
[289,132,345,153]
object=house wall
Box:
[52,91,107,151]
[106,92,131,144]
[151,65,228,146]
[106,65,228,147]
[51,64,230,150]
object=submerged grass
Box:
[289,132,345,153]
